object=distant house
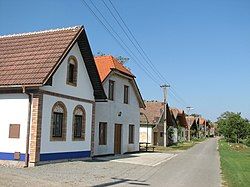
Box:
[186,116,199,139]
[140,101,165,145]
[197,117,207,138]
[0,26,106,166]
[93,56,145,156]
[140,101,186,146]
[170,108,188,142]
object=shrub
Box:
[245,137,250,147]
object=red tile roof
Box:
[0,26,107,100]
[0,26,83,86]
[140,101,164,124]
[94,56,134,82]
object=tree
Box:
[116,56,129,64]
[217,111,250,143]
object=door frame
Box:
[114,124,122,154]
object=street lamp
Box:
[140,112,149,144]
[186,106,194,142]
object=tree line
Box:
[217,111,250,146]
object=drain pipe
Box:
[22,86,32,167]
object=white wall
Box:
[139,126,153,144]
[94,73,140,155]
[41,42,94,101]
[40,42,95,154]
[40,94,93,153]
[0,94,29,154]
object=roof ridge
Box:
[0,25,82,39]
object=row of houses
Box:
[139,101,213,146]
[0,26,211,167]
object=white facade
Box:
[40,94,93,154]
[0,94,29,160]
[94,73,141,155]
[0,42,96,162]
[41,43,94,101]
[39,42,95,160]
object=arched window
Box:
[72,105,86,141]
[51,101,67,141]
[66,56,78,86]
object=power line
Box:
[82,0,190,109]
[81,0,161,86]
[106,0,190,107]
[102,0,165,84]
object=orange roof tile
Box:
[94,56,134,82]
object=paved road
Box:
[0,138,221,187]
[135,138,221,187]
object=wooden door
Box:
[153,132,158,145]
[114,124,122,154]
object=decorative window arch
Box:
[50,101,67,141]
[66,56,78,86]
[72,105,86,141]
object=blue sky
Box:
[0,0,249,121]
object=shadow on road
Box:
[92,177,149,187]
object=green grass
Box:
[155,138,206,152]
[219,139,250,187]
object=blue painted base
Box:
[40,150,91,161]
[0,152,25,161]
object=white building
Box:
[0,26,106,166]
[93,56,145,155]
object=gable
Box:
[103,71,145,108]
[0,26,106,100]
[41,43,94,100]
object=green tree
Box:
[217,112,250,143]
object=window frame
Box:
[99,122,107,145]
[66,56,78,86]
[108,80,115,101]
[124,85,129,104]
[52,112,64,138]
[72,105,86,141]
[129,124,134,144]
[50,101,67,141]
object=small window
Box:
[108,80,115,100]
[51,101,67,141]
[99,122,107,145]
[72,105,86,141]
[67,56,78,86]
[124,85,129,104]
[9,124,20,138]
[129,124,134,144]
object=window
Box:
[72,105,86,141]
[9,124,20,138]
[67,56,78,86]
[51,101,67,141]
[124,85,129,104]
[53,112,63,137]
[129,124,134,144]
[99,122,107,145]
[108,80,115,100]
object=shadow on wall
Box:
[93,177,149,187]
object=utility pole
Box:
[186,106,194,142]
[160,84,170,147]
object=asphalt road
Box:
[140,138,221,187]
[0,138,221,187]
